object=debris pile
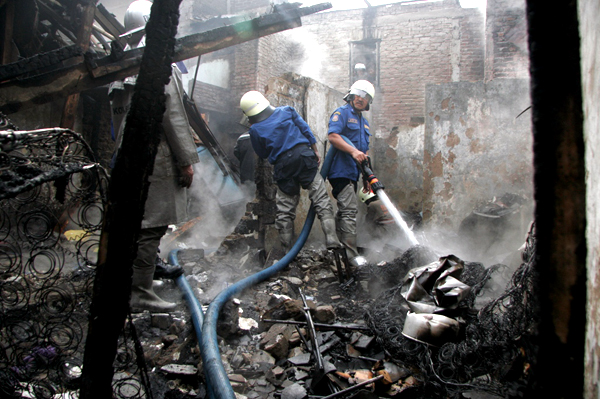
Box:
[135,223,537,399]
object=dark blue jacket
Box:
[249,106,317,164]
[327,103,371,181]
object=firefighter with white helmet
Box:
[326,80,376,266]
[109,0,200,312]
[240,90,342,254]
[121,0,152,48]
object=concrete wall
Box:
[580,0,600,396]
[422,79,533,230]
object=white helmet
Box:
[359,188,377,204]
[240,91,271,117]
[123,0,152,37]
[347,80,375,103]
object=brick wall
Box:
[200,0,488,134]
[231,40,260,103]
[289,2,485,134]
[485,0,529,81]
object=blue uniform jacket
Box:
[249,106,317,164]
[327,103,371,181]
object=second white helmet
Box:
[240,91,271,117]
[123,0,152,36]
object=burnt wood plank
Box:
[0,2,331,114]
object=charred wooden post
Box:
[79,0,182,396]
[60,0,97,129]
[526,0,586,397]
[1,1,15,64]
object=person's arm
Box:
[328,133,368,164]
[290,107,317,145]
[310,143,321,165]
[249,129,269,160]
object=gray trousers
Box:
[275,174,335,233]
[334,183,359,258]
[133,225,168,272]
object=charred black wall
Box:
[526,0,586,397]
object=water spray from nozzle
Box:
[326,134,417,247]
[357,158,419,246]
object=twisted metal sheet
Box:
[364,223,538,397]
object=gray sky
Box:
[300,0,486,11]
[100,0,487,23]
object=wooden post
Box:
[80,0,183,396]
[60,0,97,129]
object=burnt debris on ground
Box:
[137,223,537,399]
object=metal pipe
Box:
[261,319,370,331]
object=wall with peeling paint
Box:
[580,0,600,396]
[422,79,533,231]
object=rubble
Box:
[117,220,536,399]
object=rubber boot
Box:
[339,231,367,266]
[131,267,177,313]
[279,228,294,253]
[321,217,342,249]
[154,254,184,279]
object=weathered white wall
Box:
[423,79,533,228]
[580,0,600,396]
[420,79,534,263]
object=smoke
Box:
[159,157,252,255]
[280,29,331,84]
[357,192,533,289]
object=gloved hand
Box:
[179,165,194,188]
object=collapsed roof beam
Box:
[0,2,332,114]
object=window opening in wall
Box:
[349,38,380,86]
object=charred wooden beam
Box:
[36,0,78,44]
[1,1,15,64]
[94,3,126,41]
[183,92,240,181]
[0,45,83,82]
[0,2,332,114]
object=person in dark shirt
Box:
[240,90,341,253]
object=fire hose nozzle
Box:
[360,159,384,192]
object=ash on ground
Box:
[136,223,536,399]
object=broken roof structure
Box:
[0,0,596,398]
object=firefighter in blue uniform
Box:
[240,91,341,253]
[326,80,376,266]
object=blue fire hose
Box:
[198,144,338,399]
[169,250,216,397]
